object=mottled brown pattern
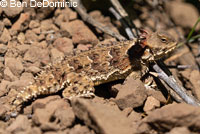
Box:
[12,31,177,112]
[68,59,83,73]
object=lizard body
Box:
[12,31,177,110]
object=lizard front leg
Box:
[62,72,95,99]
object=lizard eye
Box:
[161,38,168,43]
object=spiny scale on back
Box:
[12,31,177,111]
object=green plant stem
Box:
[186,17,200,41]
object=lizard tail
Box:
[9,84,41,118]
[9,84,40,118]
[12,73,63,107]
[13,84,40,106]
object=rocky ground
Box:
[0,0,200,134]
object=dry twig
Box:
[110,0,128,18]
[153,63,200,106]
[110,0,139,36]
[109,7,135,39]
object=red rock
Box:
[3,88,18,105]
[20,72,34,80]
[40,123,59,131]
[146,90,167,104]
[6,115,30,133]
[16,44,30,54]
[189,70,200,100]
[68,9,77,21]
[176,47,197,67]
[38,34,46,42]
[61,7,77,21]
[143,96,160,112]
[54,107,75,129]
[17,32,25,44]
[133,121,152,134]
[0,129,10,134]
[128,110,142,122]
[114,78,147,109]
[11,13,30,32]
[29,20,40,29]
[0,28,11,44]
[59,22,71,38]
[121,107,132,117]
[32,95,61,112]
[145,103,200,131]
[45,33,60,44]
[77,44,91,51]
[0,121,7,131]
[3,18,12,27]
[32,107,55,125]
[32,27,41,35]
[5,57,24,76]
[100,38,117,46]
[68,20,98,45]
[71,98,133,134]
[50,48,64,63]
[53,37,74,54]
[35,6,55,20]
[25,66,41,74]
[54,7,77,26]
[25,30,39,43]
[4,67,18,81]
[0,44,7,54]
[166,127,191,134]
[8,29,18,37]
[43,131,66,134]
[32,98,74,130]
[54,14,67,27]
[2,0,23,18]
[40,19,58,32]
[33,41,47,49]
[166,1,200,29]
[0,80,10,96]
[70,125,94,134]
[0,105,7,119]
[24,46,50,65]
[24,127,42,134]
[7,78,34,92]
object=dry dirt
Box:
[0,0,200,134]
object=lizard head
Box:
[140,30,177,61]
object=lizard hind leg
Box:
[62,72,95,99]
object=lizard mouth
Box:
[153,42,177,60]
[141,42,177,62]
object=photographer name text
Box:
[1,0,78,8]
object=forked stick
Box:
[153,63,200,106]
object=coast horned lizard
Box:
[12,30,177,111]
